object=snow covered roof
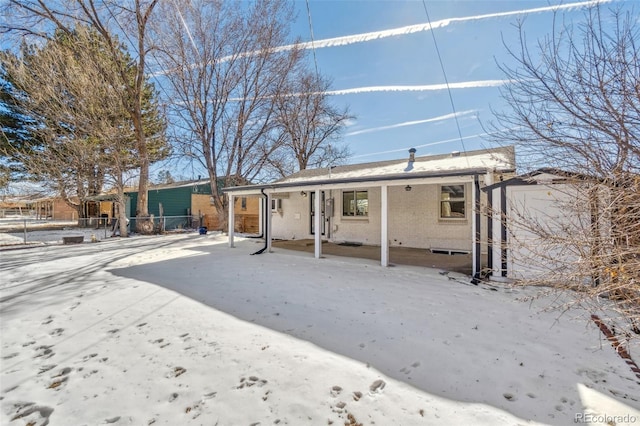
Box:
[225,146,515,192]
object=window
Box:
[342,190,368,217]
[440,184,466,219]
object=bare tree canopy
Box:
[2,0,164,234]
[487,5,639,338]
[487,6,639,176]
[2,0,353,233]
[267,71,353,178]
[152,0,351,229]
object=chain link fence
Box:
[0,215,204,246]
[129,215,202,234]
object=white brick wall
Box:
[387,184,471,251]
[271,193,310,240]
[270,183,475,251]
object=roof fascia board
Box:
[482,168,590,192]
[482,177,538,192]
[223,168,493,193]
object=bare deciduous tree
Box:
[486,5,639,338]
[267,71,353,178]
[2,0,163,234]
[152,0,306,229]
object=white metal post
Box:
[258,197,263,236]
[228,194,235,248]
[472,177,478,277]
[314,189,322,259]
[266,192,273,253]
[381,184,389,267]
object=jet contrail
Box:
[173,79,508,105]
[281,0,610,51]
[349,128,520,159]
[346,110,477,137]
[152,0,607,77]
[327,80,511,96]
[349,135,484,160]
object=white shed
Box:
[484,169,593,282]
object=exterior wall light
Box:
[405,185,412,192]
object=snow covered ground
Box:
[1,233,639,425]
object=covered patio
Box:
[272,238,477,275]
[223,147,516,280]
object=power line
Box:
[421,0,469,164]
[305,0,320,77]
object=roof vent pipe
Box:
[409,148,416,162]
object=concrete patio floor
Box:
[271,239,477,275]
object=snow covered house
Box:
[223,146,516,278]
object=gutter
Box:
[250,188,269,255]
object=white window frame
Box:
[271,198,282,212]
[439,184,466,219]
[342,190,368,217]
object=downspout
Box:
[251,188,268,255]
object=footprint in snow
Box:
[9,402,54,425]
[38,364,56,374]
[237,376,267,389]
[33,345,54,359]
[369,379,385,393]
[503,392,516,401]
[82,353,98,362]
[330,385,342,397]
[151,338,171,349]
[48,369,71,390]
[166,367,186,378]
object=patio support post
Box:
[381,184,389,267]
[472,175,481,279]
[266,192,273,253]
[258,197,263,236]
[314,189,322,258]
[228,194,235,248]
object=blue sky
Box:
[279,0,623,163]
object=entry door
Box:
[310,191,325,235]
